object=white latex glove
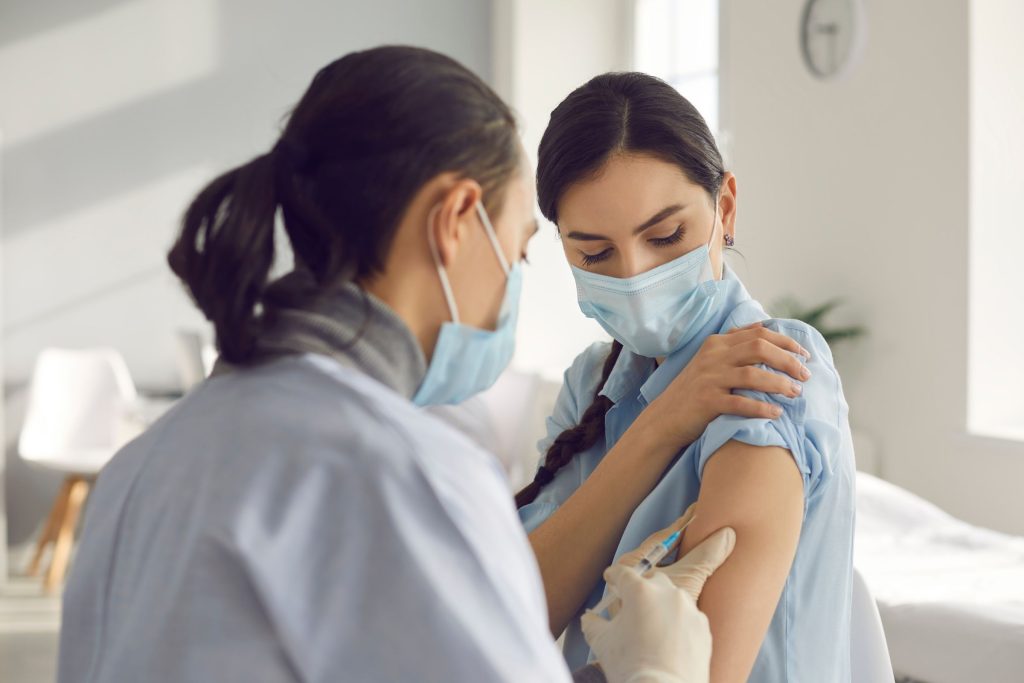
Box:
[612,505,735,611]
[581,565,711,683]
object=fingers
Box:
[729,366,803,399]
[580,610,609,644]
[665,527,737,602]
[679,527,736,577]
[723,325,811,362]
[732,337,812,382]
[601,565,642,608]
[607,564,690,607]
[726,321,764,334]
[720,394,785,420]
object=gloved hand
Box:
[612,504,735,612]
[581,565,711,683]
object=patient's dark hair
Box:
[169,46,520,363]
[515,72,725,508]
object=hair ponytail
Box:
[515,341,623,508]
[168,152,278,363]
[168,47,520,364]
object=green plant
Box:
[772,297,866,347]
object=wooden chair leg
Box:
[26,478,73,577]
[44,477,91,593]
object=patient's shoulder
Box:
[764,317,837,368]
[563,340,616,395]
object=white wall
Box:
[0,0,492,559]
[0,0,493,391]
[493,0,632,381]
[720,0,1024,534]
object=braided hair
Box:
[515,340,622,507]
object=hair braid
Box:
[515,341,623,508]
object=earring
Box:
[724,234,735,247]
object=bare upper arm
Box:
[679,439,805,683]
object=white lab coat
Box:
[58,353,571,683]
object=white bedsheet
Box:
[855,472,1024,683]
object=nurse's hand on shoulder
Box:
[582,565,715,683]
[648,322,812,448]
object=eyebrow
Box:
[564,204,687,241]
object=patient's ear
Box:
[432,180,483,268]
[718,172,738,239]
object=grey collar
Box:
[245,277,427,399]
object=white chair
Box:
[851,567,894,683]
[174,329,216,392]
[18,348,138,591]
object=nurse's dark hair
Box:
[515,72,725,508]
[168,46,520,363]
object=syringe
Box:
[591,515,697,617]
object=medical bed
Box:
[855,472,1024,683]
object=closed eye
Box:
[580,248,613,266]
[649,225,685,247]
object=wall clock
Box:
[800,0,866,79]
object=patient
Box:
[517,72,856,682]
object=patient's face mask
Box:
[570,213,726,358]
[413,202,522,406]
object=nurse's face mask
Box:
[413,202,523,406]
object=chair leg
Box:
[25,478,73,577]
[44,477,91,593]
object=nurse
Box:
[57,47,740,683]
[518,72,857,682]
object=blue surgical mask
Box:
[413,202,522,406]
[571,217,724,358]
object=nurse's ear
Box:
[431,179,484,269]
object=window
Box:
[968,0,1024,441]
[633,0,720,135]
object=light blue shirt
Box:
[60,354,571,683]
[520,267,856,682]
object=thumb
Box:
[581,610,610,648]
[666,526,736,600]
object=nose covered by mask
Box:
[413,202,522,406]
[570,213,725,358]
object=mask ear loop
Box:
[700,197,722,282]
[476,202,512,277]
[426,205,461,325]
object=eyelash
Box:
[650,225,685,246]
[580,225,686,266]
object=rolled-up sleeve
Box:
[693,322,842,502]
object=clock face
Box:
[801,0,863,79]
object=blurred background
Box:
[1,1,1022,681]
